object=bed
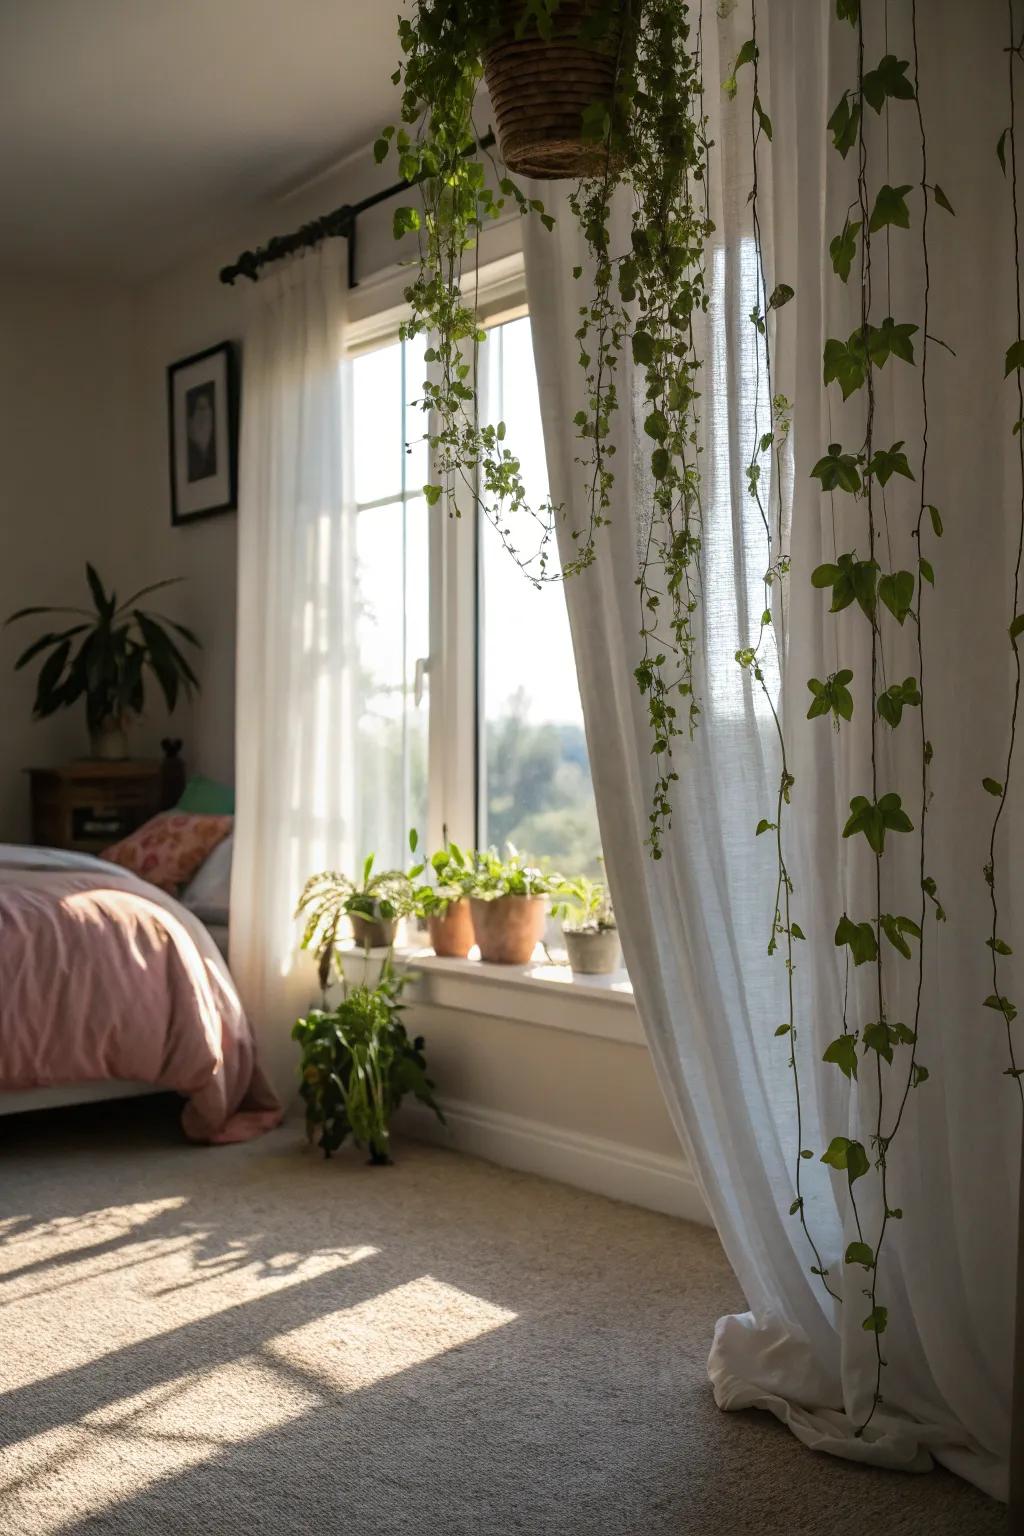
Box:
[0,843,279,1142]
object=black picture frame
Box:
[167,341,240,525]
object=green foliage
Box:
[382,0,713,853]
[292,968,443,1161]
[835,914,878,966]
[869,183,912,233]
[878,569,916,624]
[810,443,861,492]
[842,792,914,855]
[877,676,921,728]
[811,553,879,620]
[464,844,562,899]
[821,1136,869,1184]
[5,564,200,731]
[823,1033,859,1080]
[551,872,615,932]
[806,669,853,726]
[830,219,860,281]
[295,852,419,992]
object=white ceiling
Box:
[0,0,403,282]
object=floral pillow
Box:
[102,812,234,895]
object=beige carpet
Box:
[0,1098,1005,1536]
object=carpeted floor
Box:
[0,1098,1005,1536]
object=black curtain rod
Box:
[219,131,496,291]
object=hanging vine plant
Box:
[377,0,713,853]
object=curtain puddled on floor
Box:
[524,0,1019,1499]
[230,248,353,1095]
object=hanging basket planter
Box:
[483,0,626,180]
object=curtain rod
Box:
[219,131,496,292]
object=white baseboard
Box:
[398,1095,710,1226]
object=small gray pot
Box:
[564,926,621,976]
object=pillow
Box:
[180,832,234,923]
[176,775,235,816]
[102,813,233,895]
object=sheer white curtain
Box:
[524,0,1018,1499]
[230,247,354,1097]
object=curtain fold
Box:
[523,0,1018,1500]
[230,247,352,1097]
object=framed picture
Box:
[167,341,239,525]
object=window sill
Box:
[338,944,643,1046]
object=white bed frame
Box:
[0,1081,156,1117]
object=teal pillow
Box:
[177,775,235,816]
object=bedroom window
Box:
[349,333,429,866]
[347,279,601,881]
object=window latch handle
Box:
[413,656,431,707]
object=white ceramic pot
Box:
[564,927,621,976]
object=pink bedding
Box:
[0,846,281,1143]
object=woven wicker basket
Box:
[483,0,624,180]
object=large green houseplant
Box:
[5,563,200,759]
[379,0,713,853]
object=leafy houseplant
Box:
[380,0,713,854]
[412,837,476,958]
[5,563,200,759]
[296,852,420,980]
[292,964,443,1164]
[465,845,561,964]
[552,873,620,975]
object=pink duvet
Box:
[0,846,281,1143]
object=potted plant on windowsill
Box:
[553,873,620,975]
[296,851,419,976]
[4,563,200,760]
[293,961,444,1165]
[466,845,560,965]
[413,837,476,958]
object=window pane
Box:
[479,317,602,878]
[350,339,429,867]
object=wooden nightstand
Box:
[27,761,167,854]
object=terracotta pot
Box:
[428,901,475,959]
[349,913,398,950]
[564,927,621,976]
[483,0,625,180]
[470,894,547,965]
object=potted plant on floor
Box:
[412,836,476,958]
[293,962,444,1164]
[553,874,621,975]
[466,845,560,965]
[4,563,200,759]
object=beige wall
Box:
[0,273,186,840]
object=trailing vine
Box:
[809,0,951,1428]
[729,10,838,1303]
[987,1,1024,1102]
[380,0,713,854]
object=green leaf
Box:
[862,1305,888,1334]
[985,993,1019,1023]
[845,1241,874,1268]
[632,331,655,366]
[828,93,861,159]
[927,503,943,537]
[867,441,913,486]
[919,557,934,586]
[932,184,955,215]
[774,1023,791,1036]
[755,818,776,835]
[644,409,669,441]
[982,777,1003,796]
[85,562,113,618]
[869,183,913,233]
[836,0,859,25]
[392,205,420,239]
[823,1033,859,1080]
[829,220,860,283]
[998,127,1010,176]
[863,1019,894,1064]
[821,1136,869,1184]
[810,443,861,493]
[823,336,866,399]
[911,1063,929,1088]
[769,283,794,309]
[754,95,773,141]
[423,482,442,506]
[862,54,914,113]
[988,937,1014,956]
[835,913,878,966]
[650,447,670,481]
[1005,340,1024,377]
[1010,613,1024,643]
[878,569,915,624]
